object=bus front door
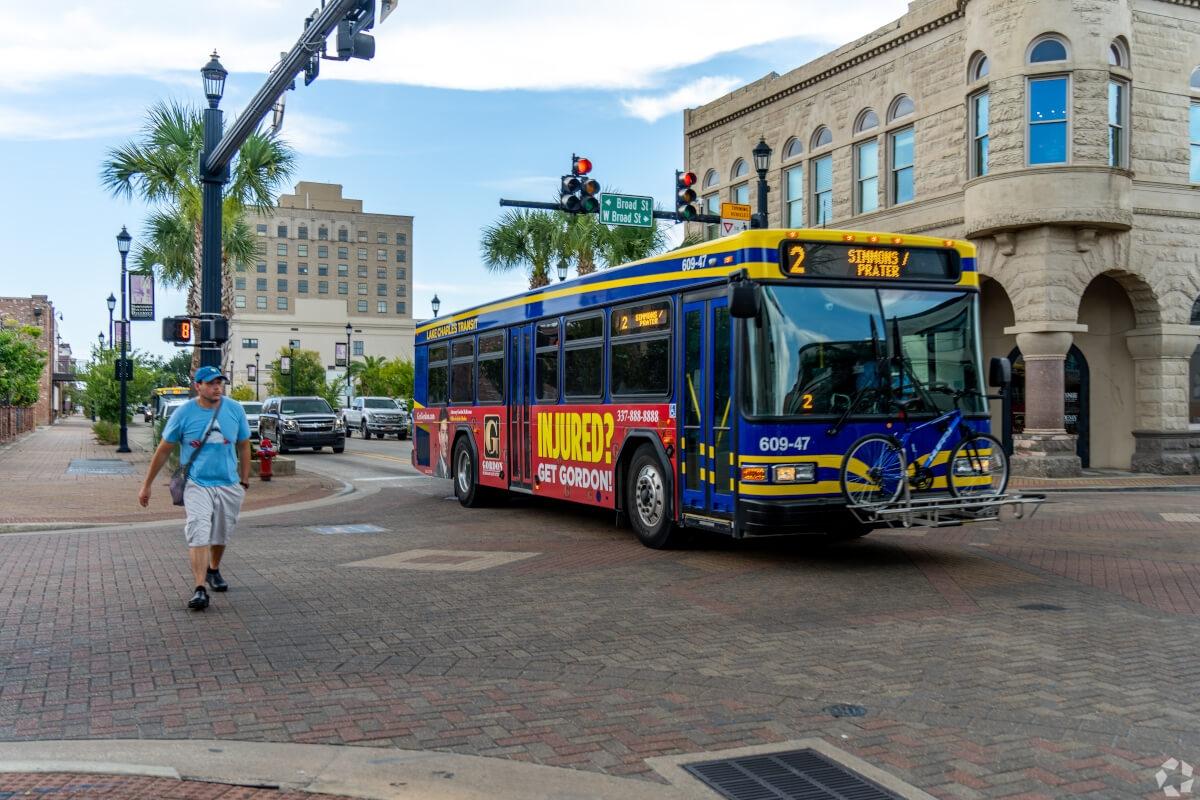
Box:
[680,296,735,519]
[508,324,534,489]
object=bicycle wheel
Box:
[841,434,906,507]
[948,433,1009,498]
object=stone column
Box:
[1005,325,1084,477]
[1125,325,1199,474]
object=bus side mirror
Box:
[729,281,760,319]
[989,356,1011,387]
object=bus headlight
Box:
[953,457,988,476]
[772,463,817,483]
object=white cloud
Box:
[1,1,909,92]
[0,105,139,141]
[620,76,745,123]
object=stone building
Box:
[684,0,1200,475]
[0,295,59,426]
[229,182,415,394]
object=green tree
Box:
[318,375,349,411]
[100,100,296,368]
[347,355,390,395]
[0,323,47,406]
[267,348,325,396]
[229,385,255,401]
[378,358,414,401]
[79,345,162,425]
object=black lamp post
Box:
[116,226,132,453]
[199,51,228,370]
[431,294,441,319]
[557,258,568,282]
[285,347,296,395]
[106,293,116,349]
[254,352,261,400]
[752,138,772,229]
[344,322,353,408]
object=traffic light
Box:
[163,317,192,345]
[560,155,600,214]
[200,317,230,345]
[336,0,376,60]
[675,170,698,221]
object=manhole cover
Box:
[308,524,388,535]
[684,748,903,800]
[1018,603,1066,611]
[66,459,134,475]
[824,704,867,718]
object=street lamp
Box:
[557,258,568,282]
[431,294,441,319]
[254,352,261,401]
[752,137,772,229]
[199,51,227,370]
[106,293,116,349]
[283,347,296,395]
[115,226,132,453]
[345,322,353,408]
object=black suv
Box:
[258,396,346,454]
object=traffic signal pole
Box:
[498,199,721,225]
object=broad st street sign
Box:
[599,193,653,229]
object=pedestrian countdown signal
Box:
[163,316,192,344]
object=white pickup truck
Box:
[343,396,411,440]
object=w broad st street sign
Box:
[599,193,653,229]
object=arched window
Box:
[811,126,832,149]
[703,169,719,188]
[1191,66,1200,90]
[1190,297,1200,425]
[1108,38,1128,68]
[854,109,879,134]
[888,95,914,122]
[731,159,749,180]
[783,138,803,160]
[1028,34,1069,64]
[969,52,989,82]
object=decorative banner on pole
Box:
[246,364,257,382]
[112,320,130,348]
[128,274,155,321]
[335,342,347,367]
[280,355,292,375]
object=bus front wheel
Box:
[453,438,486,508]
[627,445,683,549]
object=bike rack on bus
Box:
[848,491,1046,528]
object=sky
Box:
[0,0,910,362]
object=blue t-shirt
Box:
[162,399,251,487]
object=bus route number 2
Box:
[759,436,811,452]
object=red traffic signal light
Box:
[676,170,699,221]
[572,156,593,176]
[562,155,599,213]
[679,171,697,188]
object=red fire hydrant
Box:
[258,437,276,481]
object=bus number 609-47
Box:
[759,436,811,452]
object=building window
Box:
[396,232,407,245]
[277,279,288,292]
[337,247,348,259]
[376,283,386,296]
[298,279,308,293]
[1190,298,1200,425]
[1108,79,1128,167]
[358,283,367,296]
[297,244,308,257]
[256,278,267,291]
[970,90,990,178]
[256,224,267,235]
[357,265,368,278]
[376,249,386,261]
[288,339,301,348]
[277,262,287,274]
[785,166,803,226]
[257,261,267,273]
[256,241,266,255]
[357,248,367,261]
[235,277,246,290]
[276,224,286,238]
[811,126,833,149]
[318,264,329,276]
[396,301,406,314]
[318,280,329,294]
[338,264,348,276]
[732,182,750,205]
[969,51,989,82]
[297,225,308,240]
[395,284,407,297]
[338,228,348,242]
[235,295,246,308]
[1028,34,1069,64]
[241,338,258,348]
[1191,100,1200,183]
[812,154,832,225]
[318,245,328,258]
[256,296,267,309]
[276,297,287,310]
[890,127,915,204]
[276,243,287,256]
[731,158,749,182]
[318,226,328,240]
[854,109,879,134]
[1028,76,1069,164]
[855,139,879,214]
[377,232,388,243]
[338,282,348,295]
[1108,39,1127,68]
[396,250,406,263]
[704,193,720,240]
[357,300,368,313]
[298,263,309,275]
[377,301,387,314]
[888,95,914,123]
[376,267,386,279]
[357,230,368,242]
[235,262,246,272]
[353,340,364,356]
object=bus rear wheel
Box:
[453,438,486,508]
[627,445,683,549]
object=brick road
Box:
[2,476,1199,798]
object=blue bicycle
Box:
[837,384,1009,507]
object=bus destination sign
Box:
[779,240,959,283]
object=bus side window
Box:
[535,320,560,402]
[477,332,505,403]
[610,300,672,398]
[428,344,449,405]
[450,338,475,404]
[563,313,604,400]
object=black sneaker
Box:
[206,568,228,592]
[188,586,210,611]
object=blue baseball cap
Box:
[193,366,228,384]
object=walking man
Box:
[139,366,252,610]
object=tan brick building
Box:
[229,182,415,392]
[684,0,1200,475]
[0,295,60,426]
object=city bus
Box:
[148,386,192,421]
[412,228,1011,547]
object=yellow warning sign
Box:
[721,202,752,221]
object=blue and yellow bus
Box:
[412,228,1001,547]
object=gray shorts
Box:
[183,483,246,547]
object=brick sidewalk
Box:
[0,772,360,799]
[0,416,339,526]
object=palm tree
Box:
[480,209,565,289]
[101,100,295,367]
[348,355,390,395]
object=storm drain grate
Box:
[66,459,134,475]
[824,704,867,718]
[308,524,388,535]
[684,748,903,800]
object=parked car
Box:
[257,396,345,454]
[238,400,263,439]
[343,396,411,439]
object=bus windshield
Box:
[743,286,985,417]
